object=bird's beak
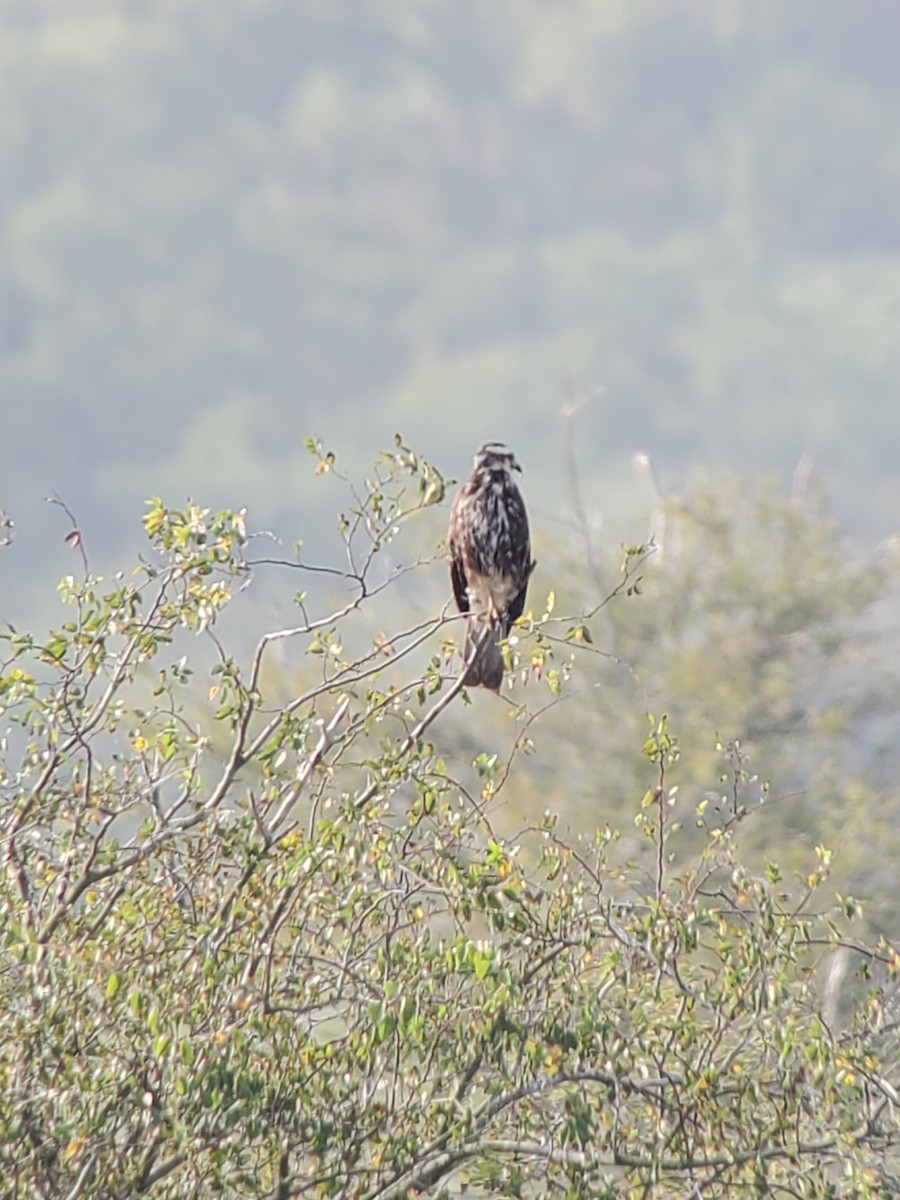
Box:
[513,458,523,473]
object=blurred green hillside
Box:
[3,0,900,614]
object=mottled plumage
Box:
[448,442,535,691]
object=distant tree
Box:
[524,462,900,937]
[2,441,899,1198]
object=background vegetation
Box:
[4,0,900,619]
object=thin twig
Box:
[47,492,90,577]
[560,384,604,591]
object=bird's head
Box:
[473,442,522,475]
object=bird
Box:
[448,442,535,691]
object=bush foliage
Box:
[2,443,899,1198]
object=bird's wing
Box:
[503,484,534,625]
[507,559,535,625]
[448,488,471,614]
[450,547,470,613]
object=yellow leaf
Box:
[64,1134,87,1161]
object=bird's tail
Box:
[462,612,509,692]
